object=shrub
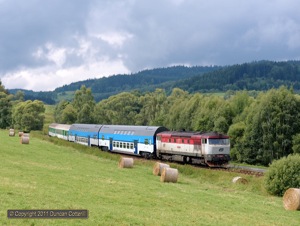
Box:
[264,154,300,196]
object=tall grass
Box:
[1,129,298,226]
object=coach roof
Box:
[99,125,168,136]
[69,124,103,133]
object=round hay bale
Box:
[232,176,248,184]
[118,157,134,168]
[160,168,178,183]
[9,129,15,136]
[283,188,300,211]
[21,136,30,144]
[22,133,30,138]
[153,162,170,176]
[18,131,24,137]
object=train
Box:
[48,123,230,167]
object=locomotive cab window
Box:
[208,139,230,145]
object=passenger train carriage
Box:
[68,124,102,146]
[98,125,168,158]
[49,123,71,140]
[48,123,230,167]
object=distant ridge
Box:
[8,61,300,104]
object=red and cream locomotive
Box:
[156,131,230,166]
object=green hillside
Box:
[54,65,219,102]
[1,130,298,226]
[8,61,300,104]
[174,60,300,93]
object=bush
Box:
[264,154,300,196]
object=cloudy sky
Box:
[1,0,300,91]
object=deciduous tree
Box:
[12,100,45,131]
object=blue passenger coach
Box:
[98,125,168,158]
[69,124,103,146]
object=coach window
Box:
[130,143,134,149]
[102,135,105,140]
[202,139,207,144]
[145,139,149,145]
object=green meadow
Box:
[0,130,299,226]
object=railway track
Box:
[119,152,266,177]
[207,165,265,177]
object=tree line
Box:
[0,82,45,132]
[173,60,300,93]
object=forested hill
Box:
[173,60,300,93]
[7,60,300,104]
[54,65,220,101]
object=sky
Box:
[1,0,300,91]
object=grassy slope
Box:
[0,130,299,226]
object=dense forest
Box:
[7,60,300,104]
[8,89,56,104]
[174,60,300,92]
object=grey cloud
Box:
[0,0,90,73]
[1,0,300,87]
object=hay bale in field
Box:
[20,136,30,144]
[118,157,134,168]
[160,168,178,183]
[18,131,24,137]
[232,176,248,184]
[22,133,30,137]
[153,162,170,176]
[9,129,15,136]
[283,188,300,211]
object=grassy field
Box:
[56,91,75,102]
[0,130,299,226]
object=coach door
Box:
[109,138,113,151]
[134,140,138,154]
